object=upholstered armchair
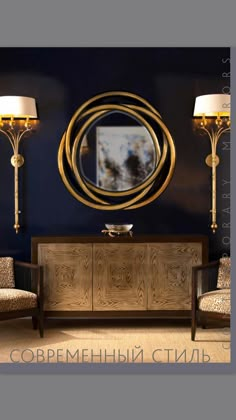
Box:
[0,257,44,337]
[191,257,230,341]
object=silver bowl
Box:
[105,224,133,232]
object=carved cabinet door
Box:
[93,243,148,310]
[148,243,203,310]
[38,243,93,311]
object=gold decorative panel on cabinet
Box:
[38,243,92,311]
[148,243,202,310]
[93,244,148,310]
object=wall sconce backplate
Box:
[205,154,220,167]
[10,154,24,168]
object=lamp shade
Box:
[0,96,37,118]
[193,94,230,117]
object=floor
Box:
[0,318,231,364]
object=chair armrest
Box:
[14,261,41,270]
[192,260,220,305]
[192,260,219,272]
[14,261,43,300]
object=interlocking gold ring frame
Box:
[58,91,176,210]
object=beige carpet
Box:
[0,318,231,364]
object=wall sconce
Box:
[0,96,38,233]
[193,93,230,233]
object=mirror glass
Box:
[79,111,159,192]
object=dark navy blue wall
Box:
[0,47,230,260]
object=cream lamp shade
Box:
[193,94,230,117]
[0,96,37,118]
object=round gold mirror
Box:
[58,91,176,210]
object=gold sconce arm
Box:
[198,122,230,233]
[193,94,230,233]
[0,96,38,233]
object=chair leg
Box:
[32,316,38,330]
[39,311,44,338]
[201,314,207,329]
[191,311,197,341]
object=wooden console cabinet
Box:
[31,235,208,318]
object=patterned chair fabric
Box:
[0,257,15,288]
[217,257,231,289]
[191,258,231,341]
[0,289,38,312]
[0,258,43,337]
[198,289,231,315]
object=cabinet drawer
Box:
[38,243,92,311]
[148,243,202,310]
[93,243,148,311]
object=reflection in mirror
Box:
[79,112,159,192]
